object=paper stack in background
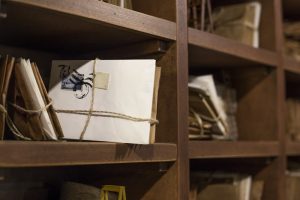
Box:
[188,75,238,140]
[0,55,62,140]
[284,22,300,61]
[212,2,262,47]
[49,59,160,144]
[190,172,264,200]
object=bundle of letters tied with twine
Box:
[0,57,158,141]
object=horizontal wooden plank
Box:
[188,28,278,67]
[189,141,279,159]
[0,142,177,167]
[0,0,176,52]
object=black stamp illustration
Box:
[59,65,94,99]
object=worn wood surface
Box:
[189,28,278,67]
[0,0,175,53]
[189,141,279,159]
[0,142,177,167]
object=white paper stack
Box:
[49,59,157,144]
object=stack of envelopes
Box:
[48,59,160,144]
[5,57,62,140]
[188,75,238,140]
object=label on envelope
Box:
[94,72,110,90]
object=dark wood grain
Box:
[0,142,177,167]
[234,67,277,141]
[189,28,278,67]
[0,0,175,52]
[176,0,190,199]
[132,0,176,21]
[274,0,288,199]
[189,141,279,159]
[282,0,300,19]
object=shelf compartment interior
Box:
[189,66,278,141]
[0,162,177,199]
[0,0,176,53]
[188,0,277,51]
[190,157,281,200]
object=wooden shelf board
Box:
[188,28,278,68]
[284,56,300,74]
[0,141,177,167]
[0,0,176,53]
[287,141,300,156]
[189,141,279,159]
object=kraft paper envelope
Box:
[212,2,261,47]
[49,59,156,144]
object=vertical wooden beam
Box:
[274,0,286,199]
[176,0,189,199]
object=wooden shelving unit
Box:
[189,28,278,67]
[0,142,177,167]
[189,141,279,159]
[0,0,299,199]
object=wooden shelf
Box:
[0,0,176,52]
[0,142,177,167]
[286,141,300,156]
[189,141,279,159]
[188,28,278,68]
[284,56,300,74]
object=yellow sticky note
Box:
[94,72,110,90]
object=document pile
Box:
[189,75,238,140]
[0,55,62,140]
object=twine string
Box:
[78,59,97,140]
[0,104,32,140]
[9,101,53,115]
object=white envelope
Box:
[48,59,156,144]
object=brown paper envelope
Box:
[1,56,15,139]
[13,60,45,140]
[0,55,8,139]
[149,67,161,144]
